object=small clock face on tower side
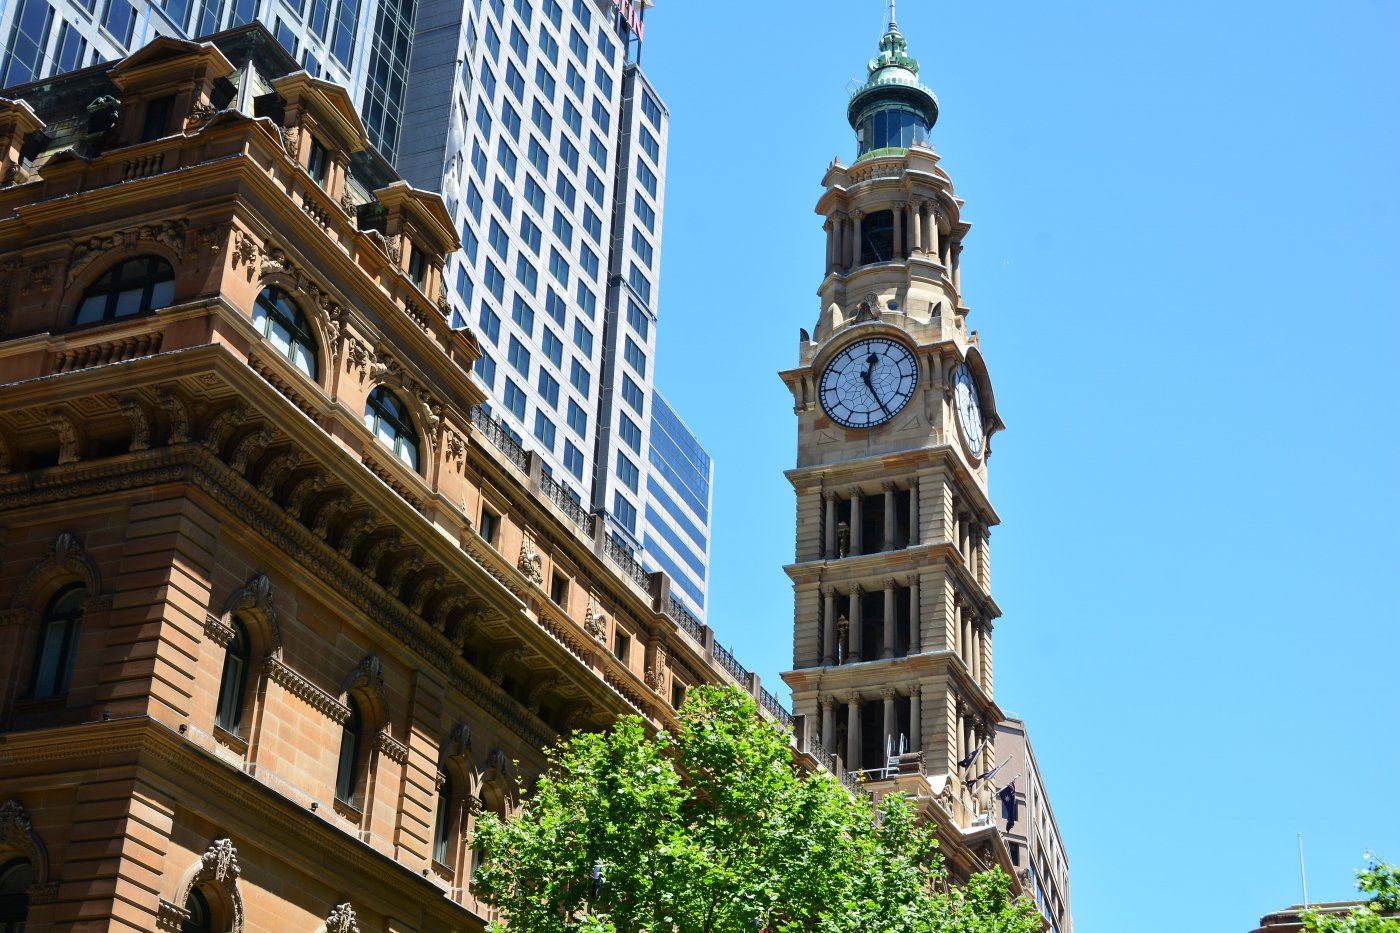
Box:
[818,337,918,429]
[952,362,984,458]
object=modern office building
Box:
[639,391,712,620]
[0,0,713,627]
[996,718,1073,933]
[0,29,765,930]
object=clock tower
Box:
[781,13,1014,878]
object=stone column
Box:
[953,239,963,292]
[908,476,920,545]
[850,211,864,269]
[892,203,903,258]
[849,488,864,556]
[822,587,837,666]
[882,688,897,759]
[848,585,863,661]
[955,702,966,765]
[971,618,983,685]
[882,579,896,660]
[907,574,920,653]
[928,206,940,264]
[967,521,980,578]
[821,697,835,752]
[823,492,837,560]
[910,202,923,254]
[908,686,921,752]
[953,597,964,658]
[846,695,862,771]
[882,481,897,551]
[833,216,845,272]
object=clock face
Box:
[952,362,984,458]
[819,337,918,429]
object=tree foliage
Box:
[1302,855,1400,932]
[473,685,1041,933]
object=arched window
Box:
[432,772,454,865]
[0,859,34,933]
[73,256,176,325]
[181,885,212,933]
[335,698,363,805]
[215,618,250,735]
[253,287,319,379]
[31,584,85,698]
[363,387,420,471]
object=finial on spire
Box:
[888,0,897,27]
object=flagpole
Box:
[1298,833,1309,909]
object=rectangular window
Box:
[563,440,584,478]
[505,61,525,100]
[641,89,662,128]
[534,62,556,99]
[471,138,489,179]
[484,260,506,301]
[570,358,591,395]
[566,399,587,436]
[455,266,474,307]
[480,65,498,103]
[512,0,531,25]
[639,125,660,163]
[613,493,637,534]
[537,370,560,408]
[479,507,500,545]
[528,136,549,174]
[624,335,647,377]
[484,22,501,58]
[509,23,529,60]
[102,0,137,44]
[533,410,556,450]
[579,244,599,281]
[575,282,596,318]
[590,96,610,133]
[493,179,514,218]
[548,247,569,286]
[635,156,658,197]
[474,348,497,388]
[626,299,650,340]
[571,319,593,355]
[524,175,546,214]
[550,572,569,608]
[634,192,655,232]
[462,223,480,263]
[512,294,535,334]
[558,136,579,173]
[502,101,522,140]
[595,27,615,63]
[407,243,428,288]
[504,379,527,419]
[573,172,599,214]
[468,181,485,221]
[507,336,531,375]
[621,374,643,413]
[478,303,501,343]
[54,21,87,73]
[531,99,553,136]
[617,451,640,492]
[543,0,561,28]
[552,210,573,248]
[631,227,654,266]
[542,328,563,367]
[588,132,608,168]
[331,0,360,66]
[628,263,651,304]
[497,139,519,179]
[570,0,590,28]
[141,95,176,143]
[562,99,583,137]
[618,413,641,451]
[565,61,585,100]
[489,218,510,259]
[612,627,629,663]
[545,287,568,326]
[582,207,603,243]
[568,27,587,62]
[555,172,576,209]
[593,62,613,97]
[519,215,542,255]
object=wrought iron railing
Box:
[712,640,748,684]
[470,406,528,472]
[664,595,705,645]
[603,534,649,590]
[540,471,593,536]
[758,686,793,728]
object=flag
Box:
[964,760,1005,791]
[998,780,1018,831]
[957,739,986,771]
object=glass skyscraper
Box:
[0,0,712,618]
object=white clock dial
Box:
[819,337,918,429]
[952,362,984,458]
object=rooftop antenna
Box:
[1298,833,1310,909]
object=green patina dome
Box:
[846,17,938,145]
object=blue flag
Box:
[998,780,1018,831]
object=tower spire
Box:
[888,0,897,28]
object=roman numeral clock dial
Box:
[818,337,918,429]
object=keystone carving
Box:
[324,902,359,933]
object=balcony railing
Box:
[603,534,649,590]
[470,406,528,472]
[540,471,593,536]
[664,595,705,645]
[758,686,793,728]
[712,640,748,684]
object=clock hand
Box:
[861,366,893,417]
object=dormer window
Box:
[140,94,175,142]
[407,242,428,289]
[306,136,330,186]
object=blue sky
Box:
[635,1,1400,930]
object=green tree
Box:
[1302,855,1400,932]
[473,684,1041,933]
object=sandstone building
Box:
[0,27,768,932]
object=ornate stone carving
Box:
[117,397,151,451]
[229,426,273,475]
[200,838,240,884]
[156,899,191,931]
[194,224,226,254]
[489,645,522,685]
[408,570,443,615]
[279,125,299,158]
[232,231,259,272]
[185,101,218,129]
[46,410,80,464]
[0,800,46,881]
[22,262,53,295]
[644,647,668,691]
[158,391,191,443]
[384,553,424,596]
[836,520,850,558]
[257,449,303,496]
[358,532,401,577]
[202,404,246,453]
[203,613,235,646]
[324,902,360,933]
[584,590,606,642]
[374,729,409,764]
[266,657,349,722]
[284,472,326,521]
[336,514,377,558]
[518,529,543,584]
[67,233,123,285]
[523,674,557,714]
[312,493,352,539]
